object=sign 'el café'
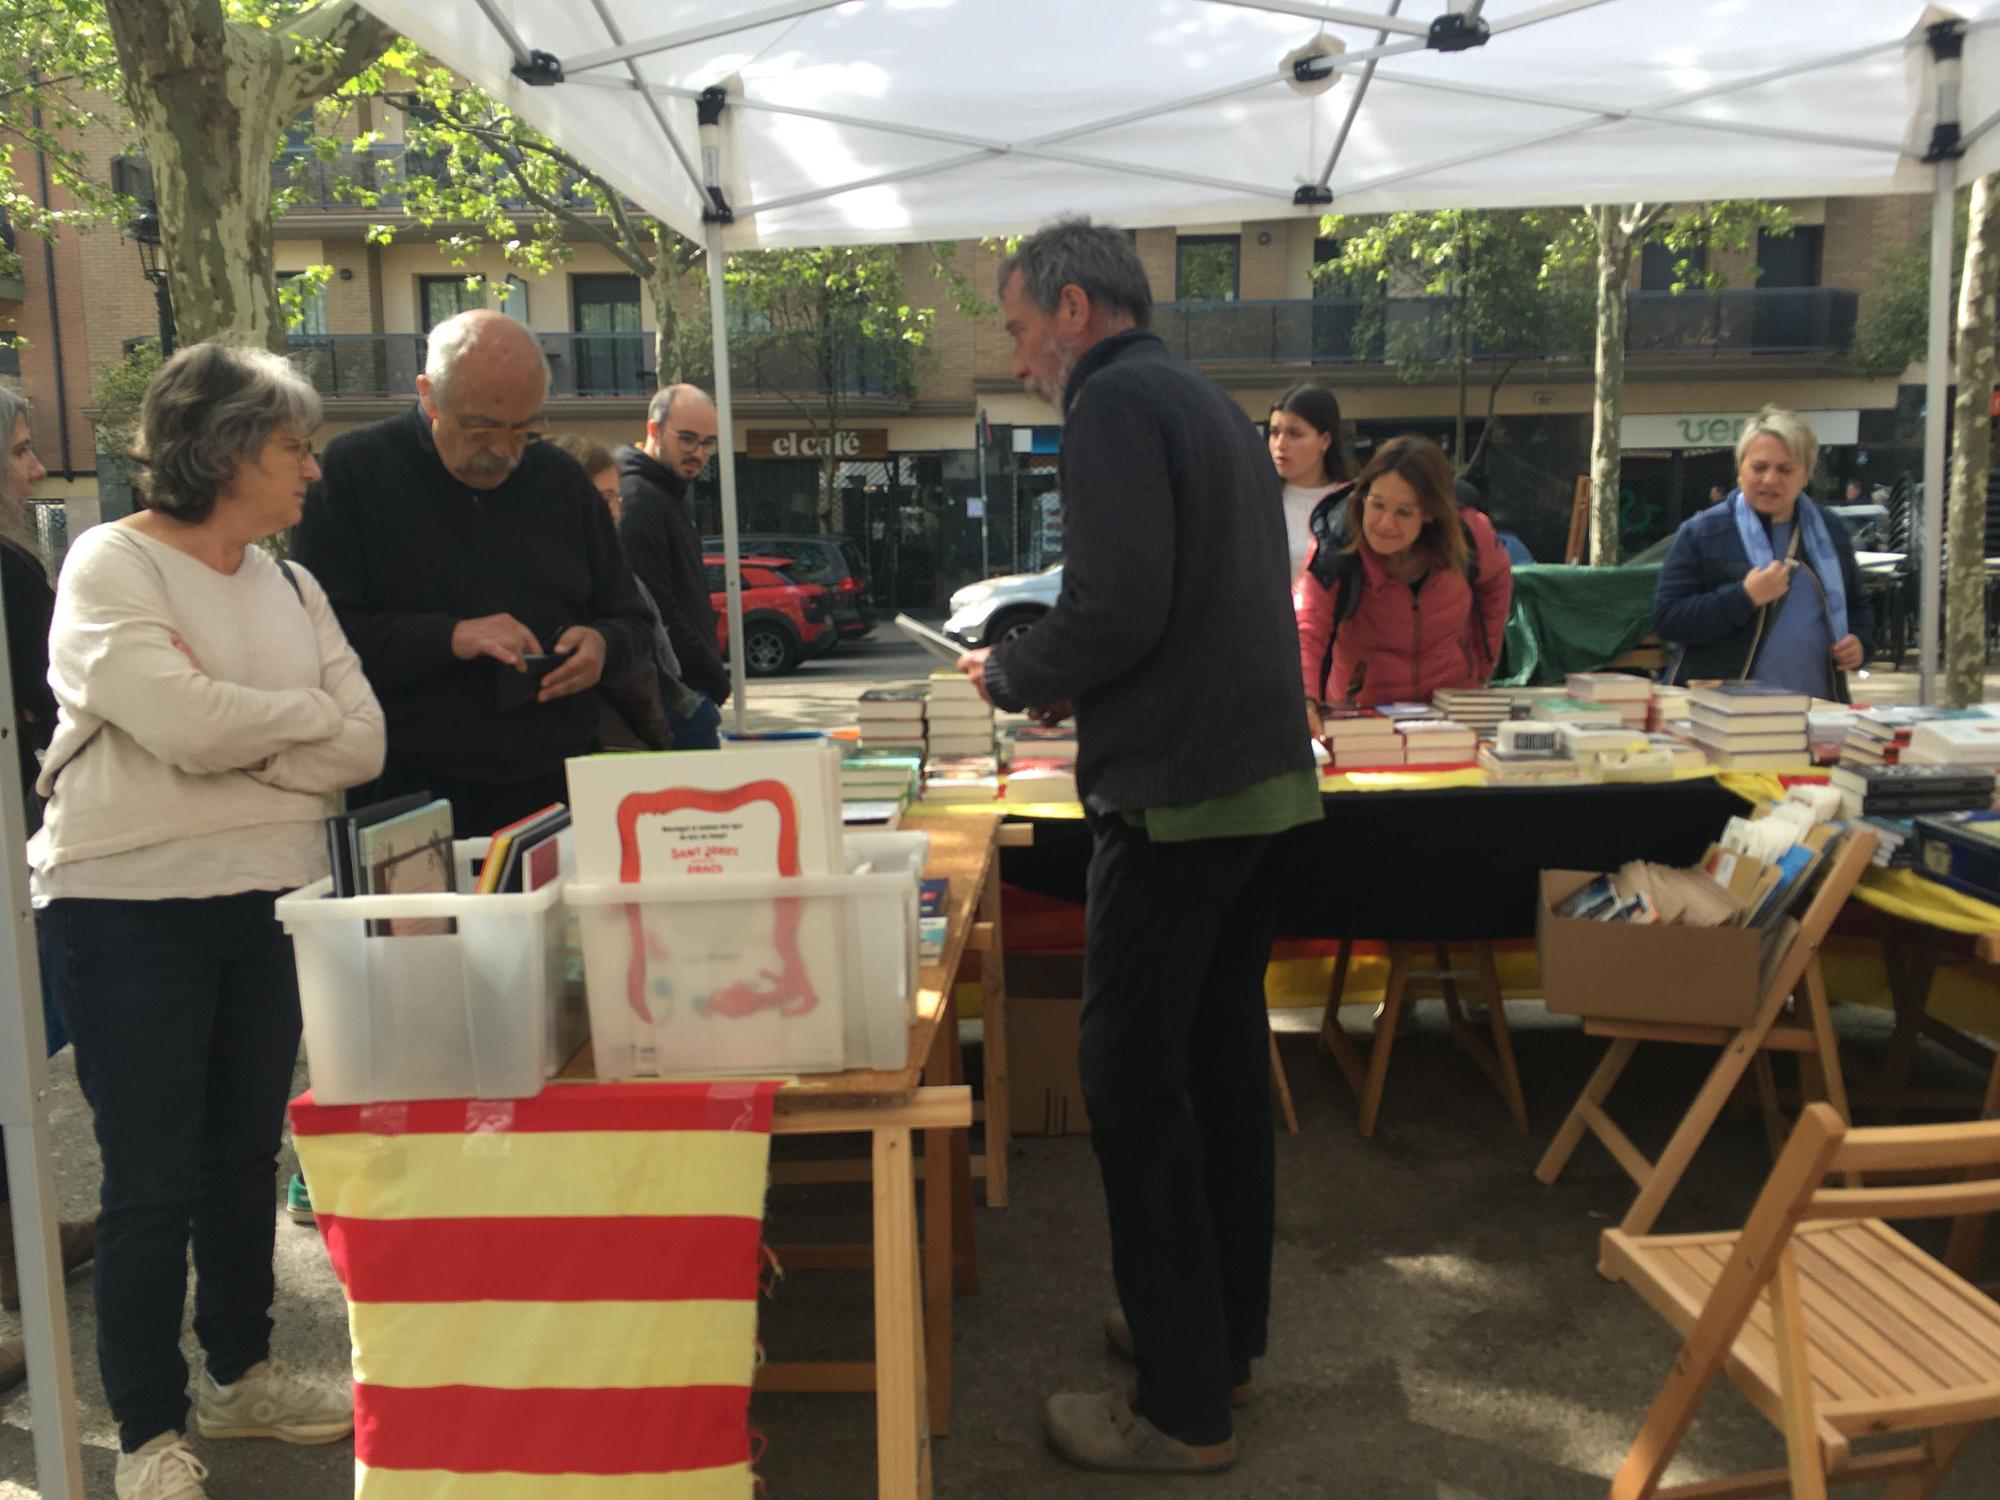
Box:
[747,427,889,460]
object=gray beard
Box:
[1025,342,1080,410]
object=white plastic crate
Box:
[277,837,577,1104]
[567,830,928,1080]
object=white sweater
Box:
[29,524,385,890]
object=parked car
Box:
[705,554,836,677]
[702,532,877,641]
[943,562,1063,646]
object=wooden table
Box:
[562,809,1007,1500]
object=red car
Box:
[705,554,836,677]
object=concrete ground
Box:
[5,644,2000,1496]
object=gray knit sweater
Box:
[984,329,1311,811]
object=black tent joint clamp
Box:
[1427,14,1490,53]
[511,50,564,87]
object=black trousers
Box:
[1079,812,1282,1447]
[353,755,571,840]
[39,892,302,1452]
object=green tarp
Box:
[1494,563,1664,687]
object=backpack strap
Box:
[278,559,306,606]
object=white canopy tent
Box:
[8,3,2000,1494]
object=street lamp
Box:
[126,208,176,358]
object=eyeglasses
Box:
[673,430,720,455]
[271,436,317,465]
[452,413,546,449]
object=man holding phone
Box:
[295,310,651,835]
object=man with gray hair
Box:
[294,309,650,833]
[616,383,729,749]
[957,217,1318,1475]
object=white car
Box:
[943,562,1063,646]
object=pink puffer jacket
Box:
[1293,506,1514,706]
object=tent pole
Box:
[0,563,83,1498]
[1921,165,1955,706]
[699,90,749,733]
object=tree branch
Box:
[274,1,399,118]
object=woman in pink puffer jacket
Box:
[1294,434,1513,713]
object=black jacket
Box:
[617,445,730,705]
[1653,497,1876,693]
[294,405,651,783]
[2,541,54,829]
[984,329,1311,810]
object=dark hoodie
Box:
[617,445,730,705]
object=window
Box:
[500,274,529,323]
[570,273,644,395]
[419,275,483,332]
[1639,241,1706,292]
[280,272,329,336]
[1756,227,1822,289]
[1175,236,1239,302]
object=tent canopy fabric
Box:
[368,1,2000,249]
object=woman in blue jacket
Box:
[1652,406,1874,699]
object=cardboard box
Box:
[1537,870,1765,1028]
[1005,954,1090,1136]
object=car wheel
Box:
[986,607,1046,646]
[744,623,798,677]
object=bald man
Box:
[294,309,651,834]
[616,383,729,749]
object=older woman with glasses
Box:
[32,343,384,1500]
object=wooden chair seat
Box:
[1605,1218,2000,1471]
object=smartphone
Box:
[496,652,563,710]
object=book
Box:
[479,803,569,895]
[1565,672,1652,701]
[1687,728,1811,755]
[1688,705,1810,736]
[353,798,457,936]
[1529,698,1627,727]
[1689,682,1811,715]
[919,878,949,919]
[1372,701,1436,719]
[1695,745,1821,770]
[894,612,969,662]
[841,800,906,829]
[326,791,435,899]
[1907,719,2000,765]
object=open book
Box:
[894,612,967,663]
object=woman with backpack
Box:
[1294,434,1513,725]
[1268,383,1353,582]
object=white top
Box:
[1283,483,1336,584]
[30,524,385,903]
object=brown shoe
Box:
[1103,1308,1252,1408]
[0,1215,98,1313]
[0,1335,24,1394]
[1045,1387,1236,1475]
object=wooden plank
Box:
[1832,1121,2000,1176]
[1580,1101,1654,1188]
[871,1126,923,1500]
[1807,1183,2000,1222]
[1539,1037,1639,1188]
[1767,1246,1831,1499]
[975,854,1010,1208]
[1691,1239,1875,1406]
[1844,1221,2000,1368]
[756,1362,875,1392]
[1647,1446,1927,1499]
[1794,1228,1992,1391]
[1787,1233,1959,1394]
[921,992,957,1435]
[772,1089,971,1135]
[770,1245,873,1270]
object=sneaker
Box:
[1103,1307,1253,1408]
[194,1359,353,1445]
[284,1174,315,1227]
[1044,1387,1237,1475]
[115,1433,209,1499]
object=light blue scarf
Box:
[1730,491,1847,641]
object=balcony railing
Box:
[1151,286,1860,366]
[288,330,906,400]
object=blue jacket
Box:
[1651,498,1875,691]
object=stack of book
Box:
[1806,707,1858,764]
[925,671,994,759]
[1397,717,1477,766]
[924,753,1001,804]
[1861,815,1917,869]
[1001,722,1078,767]
[1902,717,2000,768]
[1840,707,1985,767]
[839,750,922,829]
[1685,682,1811,769]
[1002,761,1079,805]
[857,687,928,758]
[1319,708,1404,769]
[1565,672,1652,726]
[1529,697,1627,731]
[325,794,459,934]
[1648,684,1691,731]
[1433,688,1510,740]
[1558,721,1650,763]
[1640,732,1707,772]
[477,803,572,894]
[1477,724,1583,783]
[1828,762,1998,820]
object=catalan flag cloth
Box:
[290,1082,781,1499]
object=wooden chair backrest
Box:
[1749,828,1877,1019]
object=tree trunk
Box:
[1588,205,1633,567]
[103,0,394,352]
[1945,173,2000,707]
[648,234,682,387]
[1452,228,1469,465]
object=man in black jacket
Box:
[294,310,651,835]
[959,219,1318,1475]
[618,384,728,750]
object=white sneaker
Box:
[194,1358,353,1445]
[115,1433,209,1499]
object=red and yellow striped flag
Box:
[290,1082,780,1499]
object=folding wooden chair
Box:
[1318,937,1527,1138]
[1536,830,1877,1238]
[1602,1101,2000,1500]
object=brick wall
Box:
[1822,194,1922,314]
[1239,222,1287,301]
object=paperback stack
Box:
[1397,717,1477,766]
[1685,682,1811,769]
[924,753,1001,804]
[1902,717,2000,768]
[839,750,923,828]
[1564,672,1652,727]
[1840,707,1986,767]
[1318,708,1404,769]
[1648,684,1691,732]
[1806,707,1858,765]
[1529,697,1627,731]
[1861,816,1917,869]
[1002,760,1078,806]
[1828,762,1998,820]
[857,687,928,759]
[1001,722,1078,768]
[1478,721,1582,783]
[925,671,995,759]
[1432,688,1509,740]
[1558,720,1650,766]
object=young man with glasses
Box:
[616,384,731,749]
[294,309,651,834]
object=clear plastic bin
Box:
[567,830,928,1079]
[277,837,577,1104]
